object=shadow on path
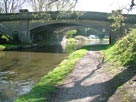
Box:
[90,67,136,102]
[53,66,136,102]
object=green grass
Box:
[66,38,78,43]
[0,45,6,50]
[1,34,10,42]
[16,49,88,102]
[81,44,110,51]
[0,44,17,50]
[103,29,136,66]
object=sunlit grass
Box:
[16,49,88,102]
[103,29,136,66]
[81,44,110,51]
[0,44,17,50]
[0,45,6,50]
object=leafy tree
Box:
[108,10,125,32]
[108,10,126,43]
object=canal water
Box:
[0,49,67,102]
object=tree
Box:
[130,0,135,10]
[108,10,125,32]
[108,10,126,44]
[0,0,26,13]
[30,0,78,12]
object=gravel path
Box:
[49,51,136,102]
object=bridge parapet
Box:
[0,10,136,23]
[0,11,109,21]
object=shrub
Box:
[66,29,77,38]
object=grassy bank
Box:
[82,44,110,51]
[102,29,136,101]
[16,49,88,102]
[103,29,136,67]
[0,44,17,50]
[0,44,6,50]
[0,44,36,51]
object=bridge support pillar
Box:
[19,9,31,43]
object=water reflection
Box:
[21,45,65,53]
[0,51,67,102]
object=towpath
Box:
[49,51,136,102]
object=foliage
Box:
[66,39,78,53]
[108,10,125,31]
[82,45,110,51]
[66,29,77,38]
[0,45,5,50]
[104,29,136,66]
[32,12,52,21]
[0,44,16,50]
[66,37,79,53]
[16,49,88,102]
[1,34,9,41]
[66,38,78,43]
[0,33,10,44]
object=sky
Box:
[24,0,136,14]
[74,0,136,14]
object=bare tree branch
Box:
[0,0,26,13]
[130,0,135,9]
[30,0,78,12]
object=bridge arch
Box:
[30,22,110,45]
[30,23,83,45]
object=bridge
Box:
[0,10,136,44]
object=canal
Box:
[0,48,67,102]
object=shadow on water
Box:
[16,45,66,53]
[54,66,136,102]
[17,38,110,53]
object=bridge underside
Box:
[30,22,110,45]
[31,23,83,45]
